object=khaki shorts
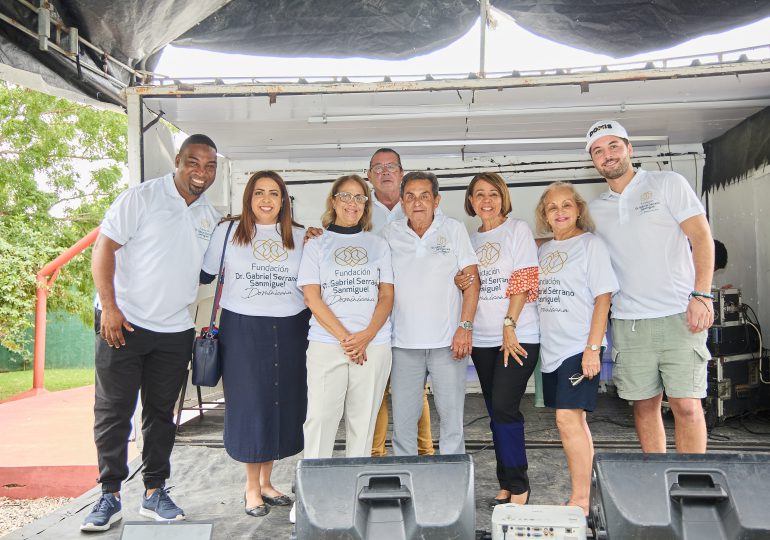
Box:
[611,313,710,400]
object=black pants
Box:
[471,343,539,494]
[93,317,194,493]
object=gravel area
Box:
[0,497,72,538]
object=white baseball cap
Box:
[585,120,629,151]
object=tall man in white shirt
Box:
[81,135,221,532]
[586,120,714,454]
[382,171,480,455]
[368,148,406,233]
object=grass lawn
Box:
[0,368,94,401]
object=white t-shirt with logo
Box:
[537,233,618,373]
[297,230,393,345]
[99,174,221,332]
[589,169,705,320]
[202,222,306,317]
[382,213,479,349]
[470,218,540,347]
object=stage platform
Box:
[6,391,770,539]
[0,386,140,500]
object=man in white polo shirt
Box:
[81,135,221,532]
[382,171,480,455]
[586,120,714,454]
[366,148,435,457]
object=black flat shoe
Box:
[245,504,269,517]
[490,497,509,507]
[244,493,270,517]
[262,494,292,506]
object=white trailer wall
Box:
[710,166,770,335]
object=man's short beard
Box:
[601,160,630,180]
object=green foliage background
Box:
[0,82,127,361]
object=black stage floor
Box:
[9,391,770,539]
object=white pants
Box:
[303,341,392,458]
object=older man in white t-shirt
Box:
[586,120,714,454]
[382,171,480,455]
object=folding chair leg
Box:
[196,385,205,419]
[175,367,191,430]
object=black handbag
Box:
[192,220,234,387]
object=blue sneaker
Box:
[139,487,185,521]
[80,492,122,531]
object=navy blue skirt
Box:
[218,308,311,463]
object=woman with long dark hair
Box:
[202,171,309,518]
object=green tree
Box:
[0,81,127,362]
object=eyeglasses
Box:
[334,191,368,205]
[569,373,585,386]
[370,163,401,174]
[403,192,434,204]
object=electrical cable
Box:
[744,321,768,384]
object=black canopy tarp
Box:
[703,106,770,193]
[2,0,770,105]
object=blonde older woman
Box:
[297,174,394,460]
[534,181,618,516]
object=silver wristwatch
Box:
[586,344,600,351]
[459,320,473,331]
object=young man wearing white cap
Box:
[585,120,714,454]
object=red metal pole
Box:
[30,227,101,393]
[32,279,49,390]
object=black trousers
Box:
[471,343,539,494]
[93,316,194,493]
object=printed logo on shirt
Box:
[196,219,214,241]
[325,266,378,306]
[253,238,289,263]
[431,236,451,255]
[635,191,661,216]
[334,246,369,267]
[476,242,501,267]
[538,249,574,312]
[539,250,568,275]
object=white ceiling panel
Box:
[138,64,770,162]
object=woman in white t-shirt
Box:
[201,171,309,518]
[460,172,540,506]
[297,174,394,460]
[535,181,618,516]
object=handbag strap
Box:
[206,220,235,336]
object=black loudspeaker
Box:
[591,453,770,540]
[293,454,475,540]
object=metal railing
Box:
[14,227,100,400]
